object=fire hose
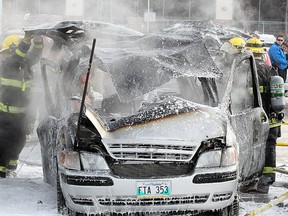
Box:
[276,122,288,146]
[245,192,288,216]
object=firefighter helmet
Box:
[229,37,246,50]
[245,37,265,53]
[0,35,21,53]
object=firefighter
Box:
[245,37,283,193]
[228,37,246,51]
[217,37,246,96]
[0,32,43,178]
[220,37,246,66]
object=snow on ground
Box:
[239,118,288,216]
[1,129,288,216]
[239,172,288,215]
[0,137,59,216]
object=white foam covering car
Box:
[31,21,270,216]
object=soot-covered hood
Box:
[87,96,222,132]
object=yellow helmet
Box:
[0,35,21,53]
[229,37,246,50]
[245,37,265,53]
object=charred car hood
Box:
[86,97,227,142]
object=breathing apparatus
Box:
[269,75,285,114]
[246,37,285,116]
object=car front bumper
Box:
[59,165,238,215]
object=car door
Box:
[37,57,62,187]
[229,54,270,183]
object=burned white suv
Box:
[35,21,269,216]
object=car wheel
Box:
[57,169,66,214]
[68,209,85,216]
[220,194,239,216]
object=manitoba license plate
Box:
[136,181,171,198]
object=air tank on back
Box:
[270,75,285,113]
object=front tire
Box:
[57,169,66,214]
[220,194,239,216]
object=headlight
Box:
[196,136,237,168]
[226,126,238,148]
[221,146,237,167]
[80,151,109,171]
[196,150,222,168]
[224,126,238,166]
[60,150,81,171]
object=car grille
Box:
[70,196,94,206]
[70,195,209,207]
[61,174,114,186]
[212,192,233,202]
[193,171,237,184]
[110,163,192,178]
[98,194,209,206]
[68,195,229,216]
[106,143,197,162]
[70,210,203,216]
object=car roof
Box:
[258,34,275,44]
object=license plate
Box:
[136,181,171,198]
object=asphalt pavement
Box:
[277,101,288,167]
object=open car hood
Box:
[96,33,222,102]
[24,20,144,46]
[27,21,222,103]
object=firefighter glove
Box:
[33,35,43,45]
[23,31,33,43]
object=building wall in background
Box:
[215,0,233,22]
[1,0,65,32]
[0,0,286,35]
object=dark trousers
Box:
[0,112,26,168]
[263,126,280,183]
[278,69,287,83]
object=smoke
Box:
[233,0,257,33]
[1,0,258,34]
[0,0,257,135]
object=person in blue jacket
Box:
[268,34,288,82]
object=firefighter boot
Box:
[239,178,259,193]
[255,174,275,194]
[6,160,18,177]
[0,166,6,178]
